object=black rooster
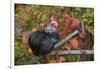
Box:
[28,20,60,57]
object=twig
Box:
[54,30,79,48]
[81,20,85,35]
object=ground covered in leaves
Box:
[14,4,94,65]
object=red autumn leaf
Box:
[69,38,79,49]
[59,16,81,38]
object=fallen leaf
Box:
[32,28,37,32]
[69,38,79,49]
[62,42,71,50]
[48,60,57,63]
[28,48,32,54]
[58,56,66,63]
[87,26,94,35]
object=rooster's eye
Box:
[51,23,54,26]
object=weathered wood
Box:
[50,50,94,55]
[81,20,85,35]
[54,30,79,48]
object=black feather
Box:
[28,30,60,56]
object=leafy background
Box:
[14,4,94,65]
